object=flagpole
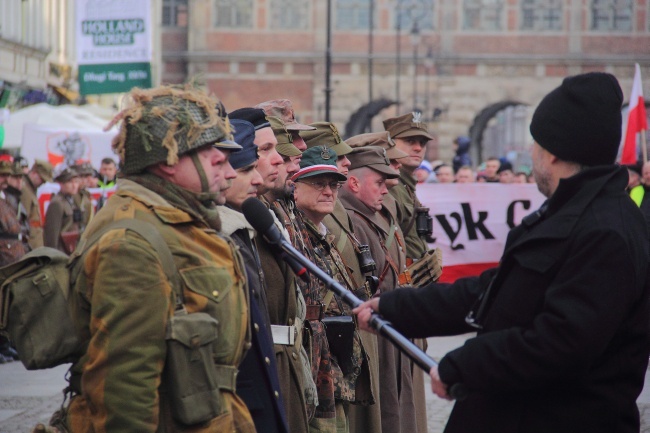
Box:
[642,129,648,164]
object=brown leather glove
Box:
[407,248,443,287]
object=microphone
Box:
[242,197,308,282]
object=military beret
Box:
[292,146,346,182]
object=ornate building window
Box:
[215,0,253,28]
[591,0,632,31]
[463,0,504,31]
[163,0,188,27]
[394,0,435,31]
[521,0,562,31]
[336,0,370,30]
[271,0,309,29]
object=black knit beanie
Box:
[530,72,623,166]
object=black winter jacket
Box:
[380,165,650,433]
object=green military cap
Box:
[346,131,409,160]
[53,166,80,183]
[383,112,433,140]
[32,159,54,182]
[268,116,302,157]
[71,161,95,176]
[291,146,347,182]
[0,160,13,175]
[348,146,399,178]
[300,122,353,156]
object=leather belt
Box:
[271,324,297,346]
[398,270,412,285]
[305,304,324,321]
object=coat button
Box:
[274,391,279,399]
[292,351,298,360]
[288,318,293,325]
[254,323,260,332]
[244,342,252,350]
[265,357,271,365]
[212,290,219,297]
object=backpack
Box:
[0,219,176,370]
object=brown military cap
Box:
[267,116,302,157]
[32,159,54,182]
[255,99,315,131]
[348,146,399,178]
[383,112,433,140]
[301,122,353,156]
[346,131,409,160]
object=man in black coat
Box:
[354,72,650,433]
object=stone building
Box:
[161,0,650,169]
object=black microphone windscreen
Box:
[242,197,275,234]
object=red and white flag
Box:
[621,63,648,164]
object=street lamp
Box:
[410,20,421,112]
[424,45,434,121]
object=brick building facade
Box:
[161,0,650,168]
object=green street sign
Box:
[78,62,152,95]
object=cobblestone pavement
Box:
[1,337,650,433]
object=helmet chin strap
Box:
[190,151,219,204]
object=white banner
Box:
[21,124,117,171]
[76,0,152,65]
[416,183,546,281]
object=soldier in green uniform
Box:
[71,162,95,230]
[384,113,434,263]
[383,113,434,433]
[43,166,82,254]
[20,159,52,249]
[58,85,255,433]
[292,146,371,433]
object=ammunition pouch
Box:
[322,315,355,375]
[164,310,224,426]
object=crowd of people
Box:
[415,154,535,185]
[0,71,647,433]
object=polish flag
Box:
[621,63,648,164]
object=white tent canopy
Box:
[2,103,117,149]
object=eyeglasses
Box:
[298,180,344,191]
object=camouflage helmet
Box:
[108,84,231,175]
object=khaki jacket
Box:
[389,169,428,261]
[66,179,253,433]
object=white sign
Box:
[21,124,117,172]
[417,183,546,282]
[76,0,151,65]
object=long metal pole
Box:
[325,0,332,122]
[413,43,417,110]
[395,1,402,115]
[368,0,374,105]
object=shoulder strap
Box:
[71,219,182,304]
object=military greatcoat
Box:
[20,176,44,249]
